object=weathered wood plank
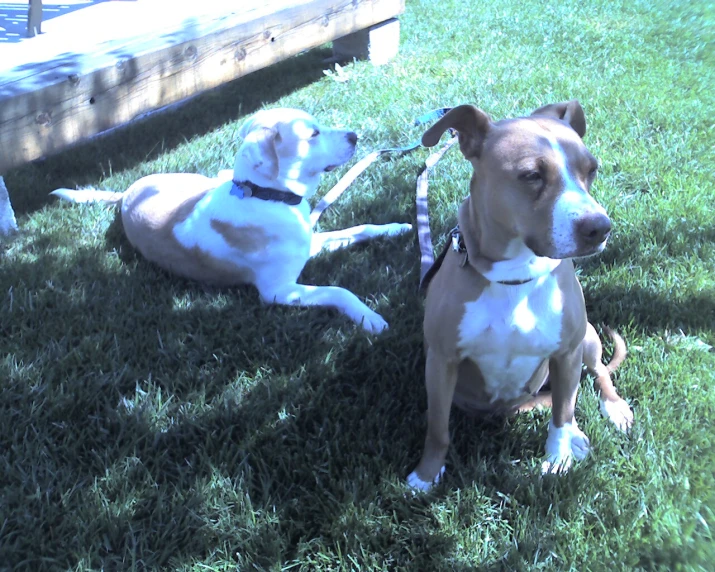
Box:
[0,0,405,173]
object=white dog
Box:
[51,108,411,333]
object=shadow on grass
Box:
[1,220,473,569]
[3,172,710,568]
[4,47,333,215]
[579,215,715,333]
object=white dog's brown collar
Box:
[231,180,303,206]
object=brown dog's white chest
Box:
[457,273,565,403]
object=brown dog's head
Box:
[422,100,611,260]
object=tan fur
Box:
[408,101,633,490]
[210,220,267,253]
[120,173,257,285]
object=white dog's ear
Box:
[237,115,259,140]
[239,127,280,179]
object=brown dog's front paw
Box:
[541,419,590,474]
[406,466,445,492]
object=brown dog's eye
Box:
[519,171,542,184]
[311,129,320,138]
[588,166,598,178]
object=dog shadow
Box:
[578,216,715,333]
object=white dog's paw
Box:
[407,466,444,492]
[386,223,412,236]
[356,308,389,334]
[599,398,634,432]
[541,419,589,475]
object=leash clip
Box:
[450,226,464,253]
[449,225,469,267]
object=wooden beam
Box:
[332,18,401,65]
[0,0,404,173]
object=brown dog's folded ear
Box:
[422,105,492,159]
[530,99,587,138]
[238,126,279,179]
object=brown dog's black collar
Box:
[420,225,534,291]
[231,180,303,206]
[496,278,534,286]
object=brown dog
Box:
[408,101,633,491]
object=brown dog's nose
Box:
[576,213,611,245]
[346,132,358,145]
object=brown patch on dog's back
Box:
[119,174,257,286]
[210,220,267,253]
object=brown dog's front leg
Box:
[542,347,590,474]
[408,350,458,491]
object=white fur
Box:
[457,266,563,403]
[480,238,560,283]
[52,109,412,334]
[541,419,590,474]
[407,466,444,491]
[547,136,608,258]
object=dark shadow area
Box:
[1,212,464,569]
[3,192,710,568]
[585,283,715,334]
[577,216,715,334]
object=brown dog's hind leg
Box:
[408,351,458,491]
[516,391,553,412]
[583,323,633,431]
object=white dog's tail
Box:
[50,188,125,204]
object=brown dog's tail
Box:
[603,326,627,374]
[50,188,125,205]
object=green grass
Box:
[1,0,714,569]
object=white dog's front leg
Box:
[310,223,412,256]
[259,283,388,334]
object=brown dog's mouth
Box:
[324,165,338,172]
[525,235,609,260]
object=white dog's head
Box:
[234,108,357,197]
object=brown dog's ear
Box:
[530,99,586,138]
[422,105,492,159]
[238,126,279,179]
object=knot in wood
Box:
[36,111,52,126]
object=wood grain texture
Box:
[0,0,404,173]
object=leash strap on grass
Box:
[310,108,452,228]
[416,136,459,284]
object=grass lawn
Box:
[1,0,713,569]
